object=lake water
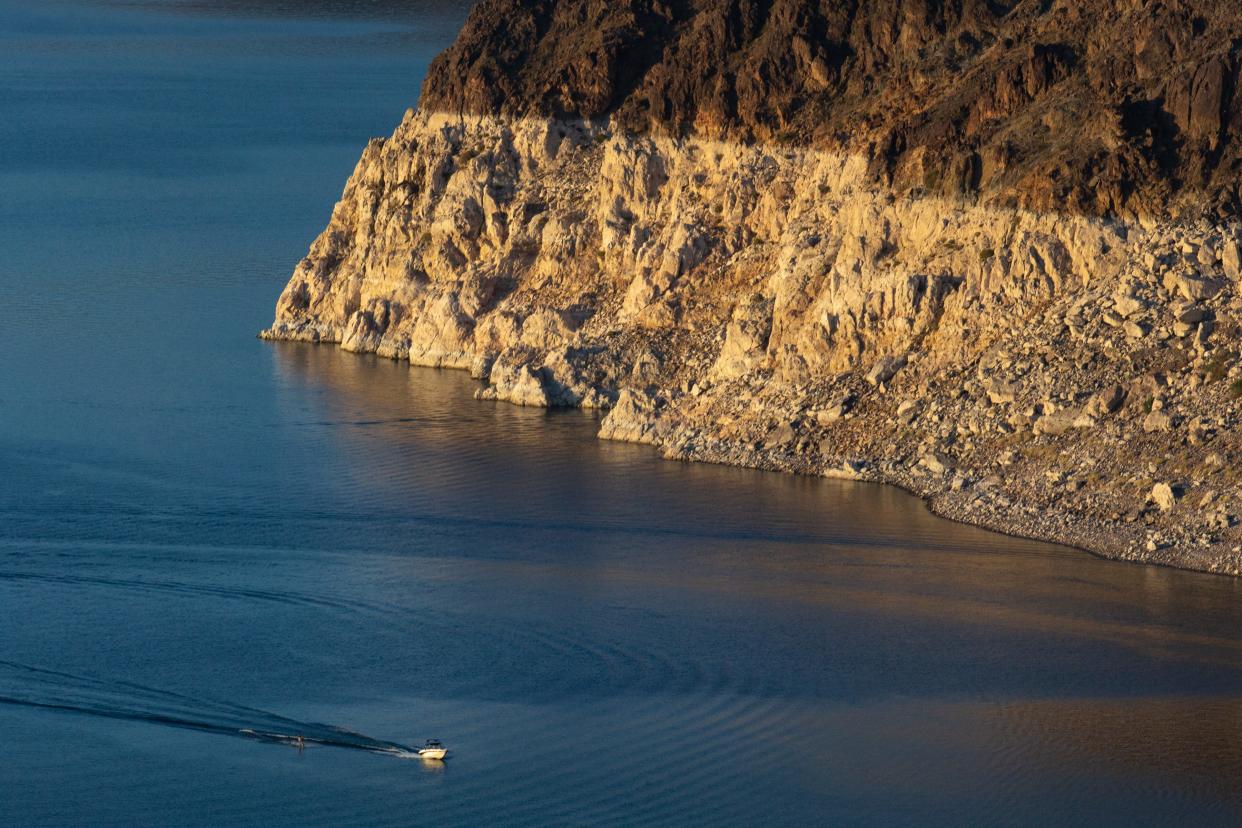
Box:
[4,2,1242,825]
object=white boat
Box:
[417,739,448,760]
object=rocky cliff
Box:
[264,0,1242,574]
[422,0,1242,220]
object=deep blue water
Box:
[4,2,1242,825]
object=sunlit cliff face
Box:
[263,103,1242,573]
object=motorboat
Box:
[417,739,448,760]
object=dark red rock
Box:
[419,0,1242,220]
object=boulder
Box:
[763,421,797,450]
[815,394,853,424]
[711,294,772,379]
[1177,305,1208,325]
[824,458,867,479]
[866,354,907,386]
[1034,407,1084,435]
[1165,273,1221,302]
[480,359,551,406]
[920,452,950,475]
[1142,410,1173,433]
[1084,384,1126,417]
[1150,482,1179,512]
[1223,238,1241,281]
[1113,294,1145,317]
[896,399,921,424]
[598,388,661,444]
[986,380,1019,405]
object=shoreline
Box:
[647,417,1241,577]
[260,335,1239,579]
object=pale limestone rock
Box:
[598,389,661,444]
[1113,294,1145,317]
[815,394,853,424]
[764,421,797,449]
[712,295,772,380]
[264,112,1150,415]
[1197,244,1218,268]
[1143,410,1173,433]
[1034,407,1084,436]
[1151,483,1178,512]
[408,292,475,368]
[479,356,551,406]
[824,458,867,479]
[1222,238,1241,281]
[519,308,582,350]
[1166,272,1221,301]
[986,380,1018,405]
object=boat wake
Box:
[0,660,417,758]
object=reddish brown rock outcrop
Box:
[423,0,1242,220]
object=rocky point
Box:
[264,0,1242,574]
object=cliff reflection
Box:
[269,341,1242,662]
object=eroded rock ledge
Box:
[263,109,1242,574]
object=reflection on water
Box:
[274,342,1242,675]
[994,697,1242,804]
[4,0,1242,824]
[6,337,1242,824]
